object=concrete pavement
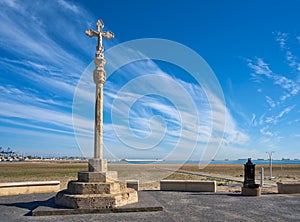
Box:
[0,191,299,221]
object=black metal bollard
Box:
[244,158,259,188]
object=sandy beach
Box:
[0,162,299,193]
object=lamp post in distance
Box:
[266,151,275,178]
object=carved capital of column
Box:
[94,57,106,67]
[93,57,106,84]
[93,68,106,84]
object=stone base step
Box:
[67,180,123,195]
[55,188,138,209]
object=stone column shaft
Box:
[94,83,104,159]
[85,19,113,173]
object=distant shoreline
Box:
[0,159,300,165]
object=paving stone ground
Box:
[0,191,299,222]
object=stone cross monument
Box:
[55,19,138,209]
[85,19,114,172]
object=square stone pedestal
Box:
[78,171,118,183]
[55,163,138,209]
[88,159,107,172]
[241,187,261,196]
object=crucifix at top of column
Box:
[85,19,114,58]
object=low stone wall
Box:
[126,180,139,191]
[0,181,60,196]
[160,180,216,192]
[277,182,300,194]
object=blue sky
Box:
[0,0,299,160]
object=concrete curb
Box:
[32,206,163,216]
[0,181,60,196]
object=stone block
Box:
[55,158,138,209]
[88,159,107,172]
[160,180,216,192]
[67,180,120,194]
[241,187,261,196]
[0,181,60,196]
[277,182,300,194]
[126,180,139,191]
[55,188,138,209]
[78,171,118,183]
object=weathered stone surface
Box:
[54,20,138,210]
[126,180,139,191]
[241,187,261,196]
[0,181,60,196]
[56,169,137,209]
[88,159,107,172]
[67,181,120,194]
[277,182,300,194]
[78,171,118,183]
[55,188,138,209]
[160,180,216,192]
[86,19,114,160]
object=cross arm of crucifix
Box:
[102,31,114,40]
[85,29,99,37]
[85,29,114,40]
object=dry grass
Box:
[0,162,86,188]
[0,162,299,191]
[178,164,300,179]
[180,164,244,177]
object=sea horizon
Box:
[110,159,300,165]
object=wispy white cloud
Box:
[248,33,300,101]
[275,32,300,71]
[247,58,272,81]
[0,0,22,10]
[73,47,248,159]
[57,0,79,13]
[297,36,300,43]
[265,96,276,108]
[0,1,92,75]
[260,126,273,136]
[285,51,298,69]
[246,32,300,149]
[223,109,249,145]
[0,100,73,130]
[251,113,257,126]
[265,105,295,125]
[247,57,299,103]
[108,60,247,146]
[275,31,288,49]
[0,117,73,136]
[0,125,80,156]
[0,0,98,156]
